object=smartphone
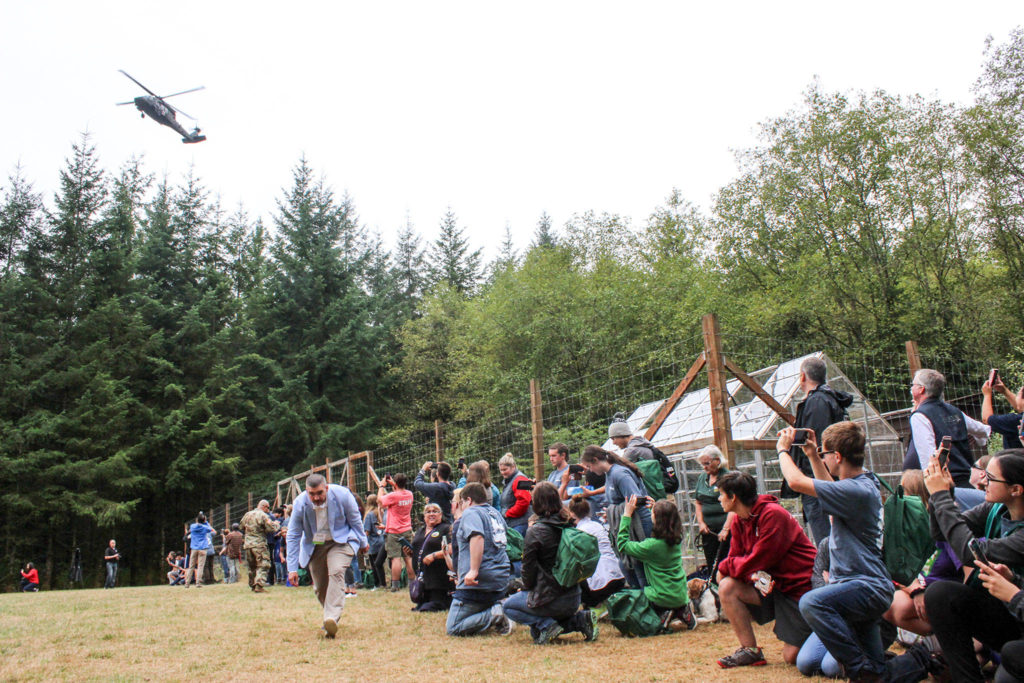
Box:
[569,464,585,476]
[791,429,808,447]
[515,479,535,492]
[969,538,991,565]
[635,497,648,508]
[990,368,999,385]
[937,436,951,469]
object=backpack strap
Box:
[985,503,1007,539]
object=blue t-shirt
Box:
[547,465,568,486]
[988,413,1023,450]
[605,463,647,506]
[189,522,213,551]
[815,474,890,590]
[456,504,510,593]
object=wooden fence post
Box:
[325,458,331,484]
[905,341,922,380]
[435,420,444,462]
[247,491,253,512]
[703,313,735,468]
[530,379,545,481]
[224,503,230,527]
[367,451,375,492]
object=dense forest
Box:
[2,31,1023,588]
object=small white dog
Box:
[687,578,723,624]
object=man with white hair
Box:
[240,499,279,593]
[904,368,990,488]
[287,473,368,638]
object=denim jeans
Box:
[227,558,240,583]
[796,631,842,678]
[502,590,557,632]
[219,555,230,581]
[104,562,118,588]
[446,598,501,636]
[799,580,892,677]
[274,560,286,583]
[801,493,831,544]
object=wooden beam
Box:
[224,502,230,527]
[435,420,444,463]
[367,451,375,492]
[368,464,382,488]
[643,352,707,442]
[325,458,332,484]
[658,436,716,456]
[530,379,545,481]
[723,355,796,426]
[905,341,922,380]
[703,313,735,468]
[736,439,779,450]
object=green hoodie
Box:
[617,513,689,608]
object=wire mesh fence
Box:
[190,319,1016,571]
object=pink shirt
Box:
[380,489,414,533]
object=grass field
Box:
[0,581,828,681]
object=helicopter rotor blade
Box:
[168,103,197,121]
[118,70,159,98]
[115,101,136,106]
[161,86,205,100]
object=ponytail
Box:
[581,445,643,479]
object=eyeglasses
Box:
[985,470,1009,485]
[817,449,838,457]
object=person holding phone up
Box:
[982,368,1024,450]
[923,449,1024,682]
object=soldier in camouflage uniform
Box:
[240,499,280,592]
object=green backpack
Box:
[636,459,667,501]
[552,527,600,587]
[605,588,663,637]
[505,527,524,562]
[879,477,933,585]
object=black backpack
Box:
[647,444,679,495]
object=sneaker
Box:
[580,610,599,642]
[676,603,698,631]
[593,606,610,622]
[534,622,564,645]
[495,613,515,636]
[717,647,767,668]
[323,618,338,638]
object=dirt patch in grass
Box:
[0,584,827,681]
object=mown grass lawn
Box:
[0,581,825,681]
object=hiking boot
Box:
[495,613,515,636]
[323,618,338,638]
[534,622,564,645]
[580,610,599,642]
[717,647,767,668]
[253,584,266,593]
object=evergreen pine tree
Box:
[427,208,481,295]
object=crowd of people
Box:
[18,359,1024,683]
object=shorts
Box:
[385,530,414,559]
[745,590,812,647]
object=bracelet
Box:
[777,451,789,458]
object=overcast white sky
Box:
[0,2,1020,260]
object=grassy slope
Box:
[0,582,823,681]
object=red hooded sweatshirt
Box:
[717,494,816,599]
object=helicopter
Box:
[117,70,207,144]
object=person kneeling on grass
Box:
[568,493,625,611]
[446,483,514,637]
[502,482,599,644]
[715,471,816,669]
[616,494,697,631]
[779,423,892,683]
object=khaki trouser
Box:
[185,548,207,586]
[309,541,355,623]
[246,545,271,588]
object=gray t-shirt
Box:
[456,504,510,593]
[815,474,891,591]
[547,465,568,486]
[605,463,647,506]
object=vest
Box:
[903,398,971,482]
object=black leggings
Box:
[581,578,626,608]
[925,580,1023,682]
[372,547,388,586]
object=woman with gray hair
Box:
[410,503,452,611]
[694,445,732,569]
